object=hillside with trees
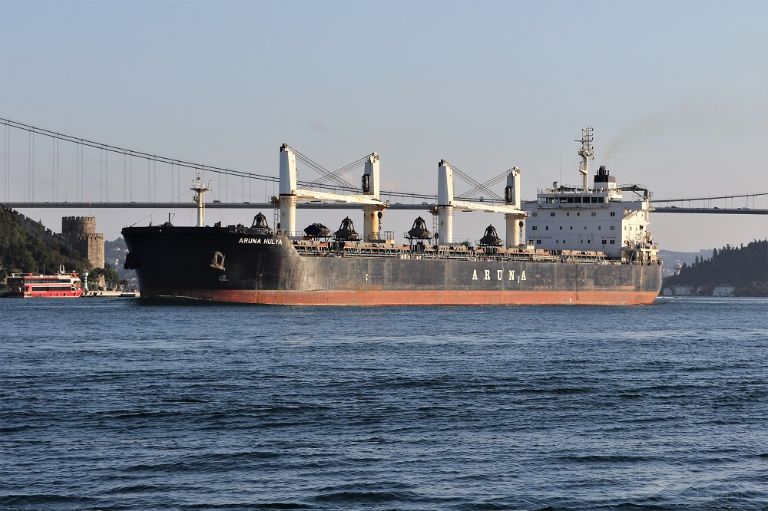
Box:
[663,240,768,297]
[0,206,90,279]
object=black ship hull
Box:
[122,226,662,305]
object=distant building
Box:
[62,216,104,269]
[712,286,735,297]
[665,285,695,296]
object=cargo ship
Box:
[5,266,84,298]
[122,128,662,305]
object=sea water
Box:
[1,297,766,510]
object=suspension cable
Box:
[650,192,768,203]
[0,117,478,203]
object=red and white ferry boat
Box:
[5,266,84,298]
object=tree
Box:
[0,207,89,275]
[87,264,121,290]
[664,240,768,296]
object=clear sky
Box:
[1,0,766,250]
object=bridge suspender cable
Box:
[649,192,768,203]
[0,116,277,183]
[0,116,441,201]
[1,117,765,206]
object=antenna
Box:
[576,126,594,192]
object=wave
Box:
[0,494,96,506]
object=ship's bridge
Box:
[537,191,612,207]
[536,163,625,206]
[524,130,654,259]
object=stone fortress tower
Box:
[62,216,104,269]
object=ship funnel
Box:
[593,164,617,192]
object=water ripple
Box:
[1,297,767,510]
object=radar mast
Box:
[577,127,594,192]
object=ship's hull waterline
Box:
[123,226,662,306]
[138,289,659,306]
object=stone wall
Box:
[62,216,97,236]
[61,216,104,269]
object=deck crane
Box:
[436,160,527,248]
[277,144,386,240]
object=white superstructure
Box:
[524,128,657,262]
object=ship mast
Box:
[191,174,211,227]
[577,126,594,192]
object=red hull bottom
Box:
[142,289,659,306]
[7,292,83,298]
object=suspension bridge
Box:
[1,117,766,215]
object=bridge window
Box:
[567,197,574,203]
